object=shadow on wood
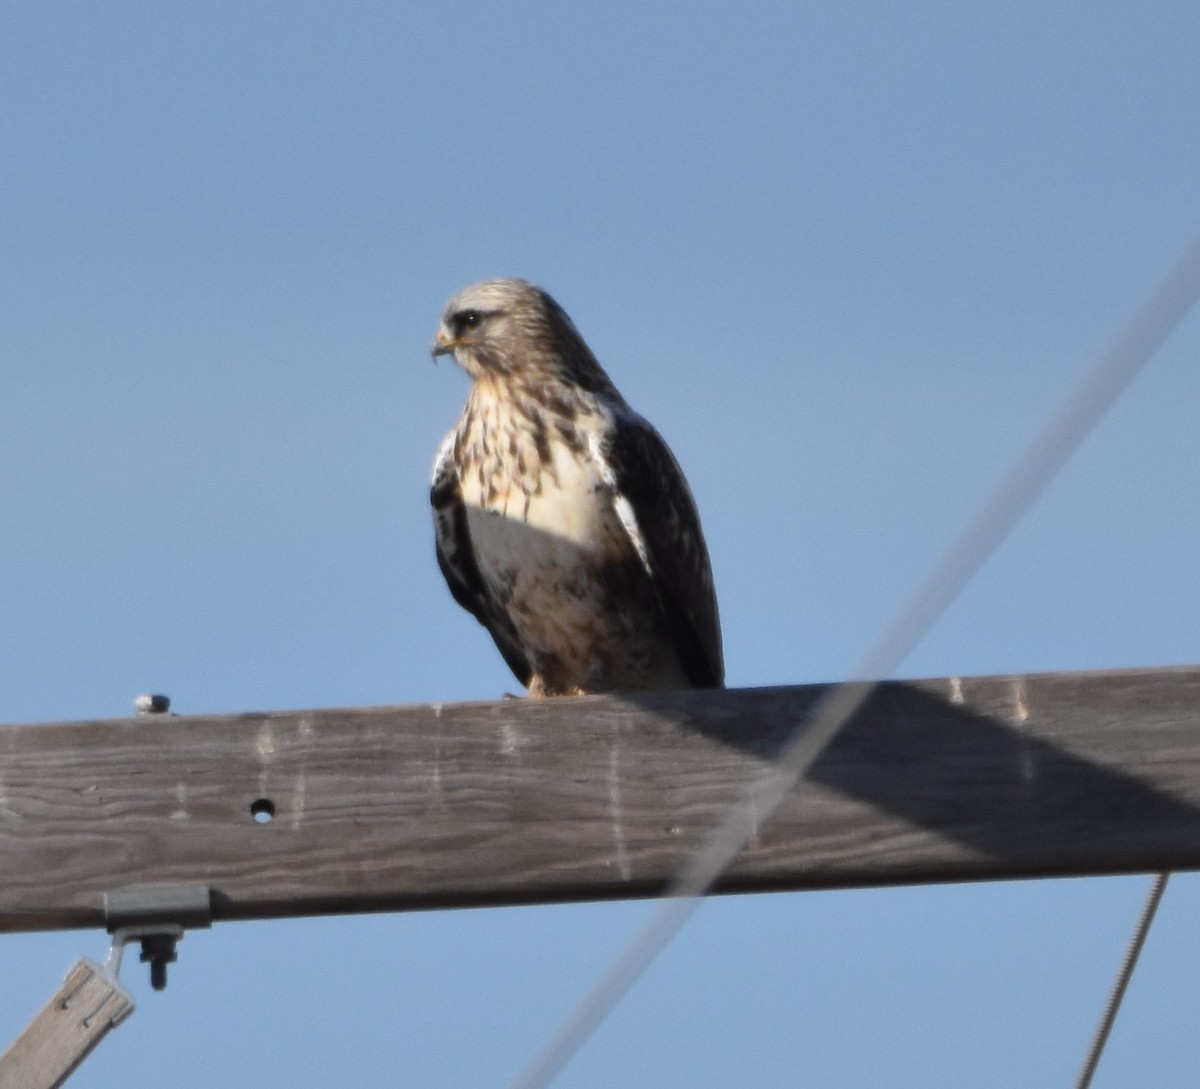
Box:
[618,671,1200,886]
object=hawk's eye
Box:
[454,309,483,334]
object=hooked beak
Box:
[431,327,455,361]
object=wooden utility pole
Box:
[2,664,1199,934]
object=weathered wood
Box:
[2,666,1200,933]
[0,959,133,1088]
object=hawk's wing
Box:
[430,433,533,688]
[594,409,724,688]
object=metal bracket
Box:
[104,884,213,991]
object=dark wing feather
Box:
[596,410,724,688]
[430,435,533,687]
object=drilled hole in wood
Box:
[250,798,275,824]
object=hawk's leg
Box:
[527,673,590,698]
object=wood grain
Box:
[0,959,133,1088]
[2,666,1199,933]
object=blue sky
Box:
[3,2,1200,1085]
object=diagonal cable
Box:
[506,228,1200,1089]
[1075,872,1170,1089]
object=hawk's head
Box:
[432,278,618,396]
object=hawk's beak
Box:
[431,328,455,361]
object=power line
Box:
[1075,873,1170,1089]
[506,228,1200,1089]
